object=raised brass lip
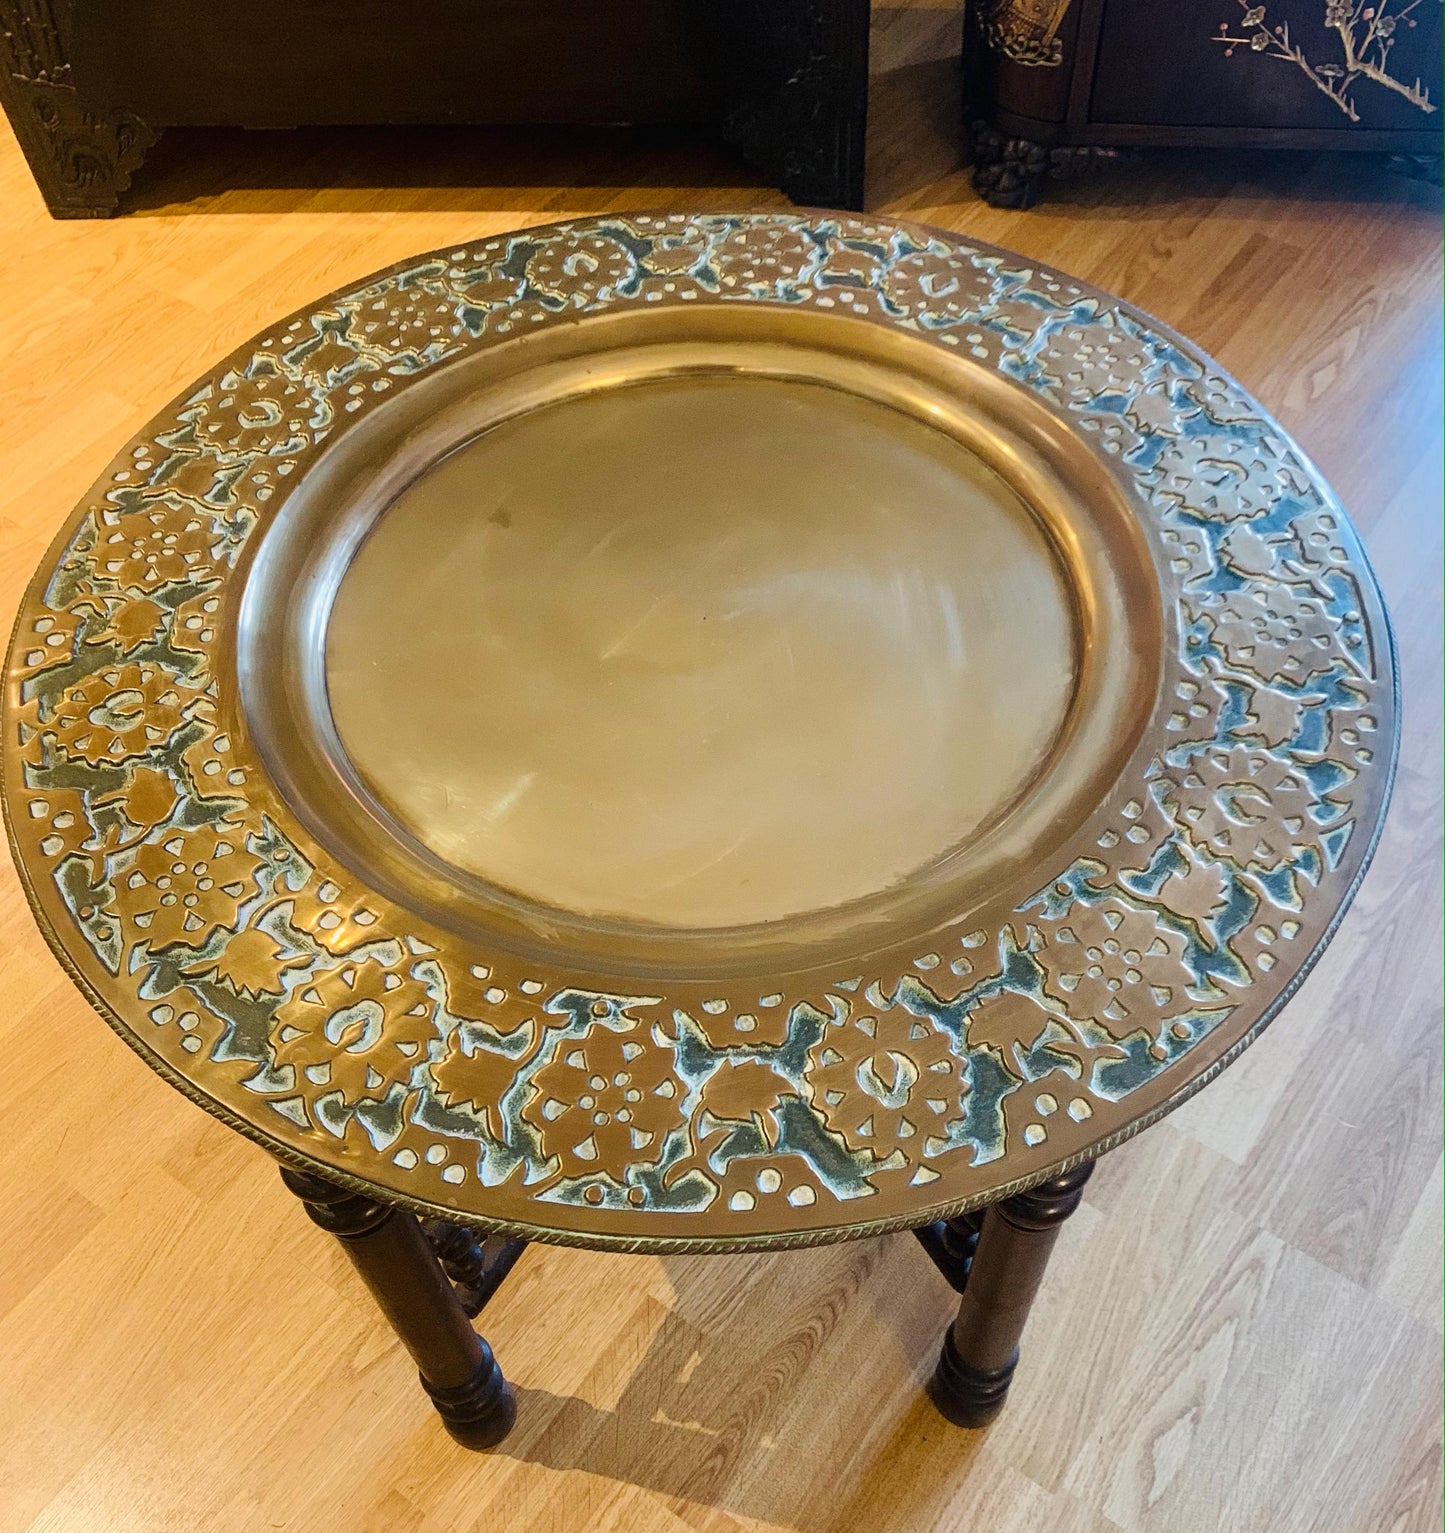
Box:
[236,309,1164,980]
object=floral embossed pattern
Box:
[2,213,1395,1251]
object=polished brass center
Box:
[325,375,1077,928]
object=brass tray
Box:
[2,213,1396,1251]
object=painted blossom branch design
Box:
[1215,0,1438,119]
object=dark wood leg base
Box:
[927,1160,1094,1428]
[966,118,1141,211]
[420,1343,517,1449]
[927,1331,1017,1428]
[280,1167,517,1450]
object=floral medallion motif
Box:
[1201,585,1340,685]
[521,1017,687,1183]
[1158,745,1317,872]
[50,662,196,766]
[115,819,263,952]
[346,287,465,362]
[1032,897,1194,1038]
[805,1005,970,1163]
[524,234,637,302]
[1,212,1395,1251]
[1147,432,1292,522]
[882,250,1003,325]
[271,957,437,1107]
[95,506,216,591]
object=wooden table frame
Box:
[281,1157,1095,1447]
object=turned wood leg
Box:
[928,1160,1094,1427]
[0,0,156,218]
[281,1168,517,1449]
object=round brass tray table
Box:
[3,212,1396,1447]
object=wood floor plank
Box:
[1378,1153,1445,1332]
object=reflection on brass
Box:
[2,212,1396,1253]
[327,374,1076,930]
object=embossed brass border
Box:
[2,211,1397,1252]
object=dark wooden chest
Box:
[0,0,871,216]
[965,0,1444,205]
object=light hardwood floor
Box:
[0,9,1440,1531]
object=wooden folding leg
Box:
[280,1167,517,1449]
[927,1160,1094,1427]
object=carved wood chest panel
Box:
[966,0,1443,206]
